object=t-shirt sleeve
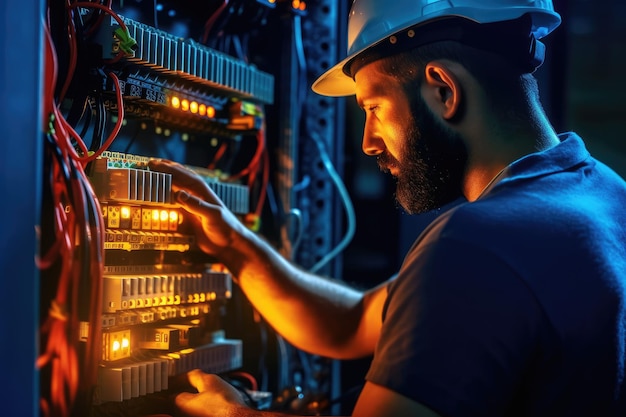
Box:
[365,237,544,417]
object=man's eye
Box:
[366,106,378,113]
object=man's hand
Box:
[174,370,252,417]
[148,159,249,258]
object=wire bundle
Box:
[37,1,129,415]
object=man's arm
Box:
[149,159,387,359]
[352,382,442,417]
[212,222,389,359]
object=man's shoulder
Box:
[415,195,532,244]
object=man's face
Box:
[355,61,467,214]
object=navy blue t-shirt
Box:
[366,133,626,416]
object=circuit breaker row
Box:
[100,15,274,104]
[92,152,250,215]
[103,269,231,313]
[97,337,242,403]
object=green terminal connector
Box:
[114,27,137,56]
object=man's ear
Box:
[422,61,461,121]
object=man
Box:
[149,0,626,415]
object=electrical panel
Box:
[39,3,271,416]
[87,151,247,415]
[38,1,346,416]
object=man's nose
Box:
[362,129,385,156]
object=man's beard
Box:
[377,93,467,214]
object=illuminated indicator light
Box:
[299,1,306,10]
[112,340,121,351]
[169,211,178,222]
[199,104,207,116]
[268,0,276,3]
[292,0,300,9]
[190,101,198,114]
[155,126,163,135]
[181,99,190,112]
[206,106,215,118]
[152,210,160,221]
[122,338,129,348]
[160,210,168,222]
[121,206,131,219]
[171,96,180,109]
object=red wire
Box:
[202,0,229,44]
[58,0,78,103]
[208,141,229,170]
[255,148,269,216]
[84,0,113,37]
[229,126,265,181]
[39,11,106,416]
[228,371,259,391]
[67,1,128,31]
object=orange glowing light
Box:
[190,101,198,114]
[171,96,180,109]
[120,206,131,219]
[207,106,215,118]
[199,104,207,116]
[181,99,190,112]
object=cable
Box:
[308,132,357,274]
[285,208,304,255]
[153,0,159,29]
[202,0,229,45]
[38,13,107,417]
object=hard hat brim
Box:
[311,56,357,97]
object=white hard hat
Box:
[312,0,562,97]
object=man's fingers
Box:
[174,391,202,415]
[175,190,222,217]
[175,391,196,404]
[149,159,220,204]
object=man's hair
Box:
[379,40,543,128]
